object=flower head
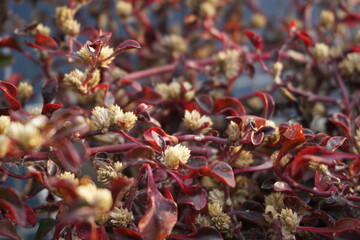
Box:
[7,122,42,151]
[310,43,329,62]
[0,116,10,135]
[17,82,34,100]
[164,144,191,169]
[109,207,134,227]
[183,110,213,134]
[232,148,254,168]
[77,46,115,68]
[55,6,80,36]
[76,183,113,212]
[116,1,133,19]
[97,165,118,185]
[90,106,111,129]
[216,49,240,79]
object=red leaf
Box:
[288,19,297,36]
[113,228,142,240]
[205,161,235,188]
[340,14,360,26]
[0,81,21,109]
[296,30,313,48]
[0,187,27,227]
[194,95,213,114]
[213,97,246,116]
[34,33,58,52]
[169,226,222,240]
[42,78,58,104]
[53,139,87,172]
[114,39,141,55]
[255,91,275,119]
[177,185,207,211]
[41,102,63,115]
[138,164,178,240]
[110,176,133,204]
[0,36,23,52]
[143,127,176,151]
[0,219,21,240]
[323,136,347,152]
[333,229,360,240]
[329,113,351,138]
[243,30,263,50]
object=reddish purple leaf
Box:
[0,81,21,109]
[34,33,58,51]
[135,86,162,105]
[0,219,21,240]
[42,78,58,104]
[195,95,213,114]
[113,228,142,240]
[205,161,235,188]
[143,127,176,151]
[177,185,207,210]
[256,91,275,119]
[274,181,294,194]
[0,36,23,52]
[243,30,263,50]
[329,113,351,138]
[213,97,245,116]
[138,164,178,240]
[333,229,360,240]
[110,176,133,204]
[0,187,27,227]
[53,139,87,172]
[169,226,222,240]
[41,102,63,115]
[324,136,347,152]
[114,39,141,55]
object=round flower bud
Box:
[164,144,191,169]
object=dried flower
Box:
[116,1,133,19]
[0,135,10,158]
[183,110,213,134]
[63,69,100,93]
[164,144,191,169]
[319,10,335,28]
[227,121,240,141]
[0,116,10,135]
[215,49,240,79]
[90,106,111,130]
[279,208,301,238]
[161,34,186,53]
[310,43,329,62]
[55,6,80,36]
[265,192,285,211]
[17,82,34,100]
[7,122,42,151]
[208,202,223,217]
[195,214,212,226]
[208,188,225,205]
[155,81,193,100]
[232,148,254,168]
[97,165,118,185]
[211,212,231,230]
[109,207,134,227]
[77,46,115,68]
[250,13,267,28]
[76,183,113,212]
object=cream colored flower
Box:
[183,110,213,134]
[164,144,191,169]
[199,2,216,18]
[0,116,10,135]
[90,106,111,130]
[279,208,301,236]
[76,183,113,212]
[97,165,118,185]
[108,104,137,130]
[17,82,34,100]
[272,61,283,84]
[208,188,225,205]
[319,10,335,28]
[310,43,329,62]
[116,1,133,19]
[232,148,254,168]
[161,34,186,53]
[195,214,212,226]
[63,69,88,93]
[338,52,360,75]
[270,151,289,167]
[0,135,10,157]
[265,192,285,211]
[77,46,115,68]
[211,212,231,230]
[59,172,79,185]
[227,121,240,141]
[7,122,42,151]
[208,202,223,217]
[114,161,123,172]
[216,49,240,79]
[109,207,134,227]
[55,6,80,36]
[32,23,51,36]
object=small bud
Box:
[59,171,79,186]
[279,208,301,237]
[31,23,51,36]
[272,61,283,84]
[208,202,223,217]
[265,192,285,211]
[164,144,191,169]
[55,6,80,36]
[109,207,134,227]
[338,53,360,75]
[208,188,225,205]
[161,34,186,53]
[76,183,113,212]
[108,104,137,131]
[232,148,254,168]
[227,121,241,141]
[199,2,216,18]
[7,122,42,151]
[97,165,118,185]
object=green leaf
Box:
[0,54,13,68]
[35,218,58,240]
